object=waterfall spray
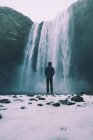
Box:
[20,9,72,93]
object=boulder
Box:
[52,103,60,107]
[0,114,3,119]
[71,95,84,102]
[59,99,75,105]
[0,99,11,103]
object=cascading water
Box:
[20,8,72,93]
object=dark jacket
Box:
[45,66,55,78]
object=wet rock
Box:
[21,106,26,109]
[59,99,75,105]
[0,114,3,119]
[28,102,32,105]
[27,95,35,97]
[52,103,60,107]
[0,99,11,104]
[36,95,46,100]
[29,98,38,101]
[38,103,43,106]
[37,97,46,100]
[14,99,23,102]
[0,105,4,107]
[12,95,17,98]
[71,95,84,102]
[0,108,7,111]
[60,127,67,131]
[46,101,54,105]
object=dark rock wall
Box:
[69,0,93,91]
[0,7,32,92]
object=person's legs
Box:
[46,78,49,94]
[50,78,53,94]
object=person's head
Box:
[48,62,52,67]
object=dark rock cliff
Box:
[0,7,32,92]
[69,0,93,91]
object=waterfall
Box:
[20,9,72,93]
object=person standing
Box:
[45,62,55,94]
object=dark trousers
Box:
[46,77,53,94]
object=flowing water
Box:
[20,9,72,93]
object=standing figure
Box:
[45,62,55,94]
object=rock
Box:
[38,103,43,106]
[37,97,46,100]
[0,114,3,119]
[29,98,38,101]
[46,101,54,105]
[0,7,32,92]
[13,99,23,102]
[12,95,17,98]
[71,95,84,102]
[0,99,11,104]
[59,99,75,105]
[28,102,32,105]
[20,106,26,109]
[52,103,60,107]
[27,95,35,97]
[0,105,4,107]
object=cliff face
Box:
[69,0,93,91]
[0,7,32,92]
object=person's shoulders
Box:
[52,67,54,70]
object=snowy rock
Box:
[52,103,60,107]
[12,95,18,98]
[0,105,4,107]
[37,97,46,100]
[20,106,26,109]
[59,99,75,105]
[38,103,43,106]
[13,99,23,102]
[28,102,32,105]
[0,99,11,104]
[0,114,3,119]
[29,98,38,101]
[71,95,84,102]
[46,101,54,105]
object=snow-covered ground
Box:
[0,94,93,140]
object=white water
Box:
[20,9,72,93]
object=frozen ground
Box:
[0,94,93,140]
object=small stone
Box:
[52,103,60,107]
[37,96,46,100]
[0,114,3,119]
[38,103,43,106]
[0,105,4,107]
[46,102,54,105]
[28,102,32,105]
[29,98,38,101]
[0,99,11,104]
[12,95,17,98]
[59,100,75,105]
[21,106,26,109]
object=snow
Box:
[0,95,93,140]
